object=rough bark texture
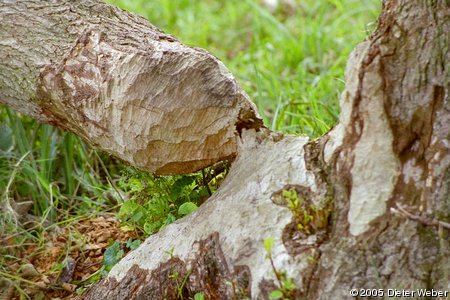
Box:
[1,0,450,299]
[85,1,450,299]
[312,0,450,296]
[0,0,262,175]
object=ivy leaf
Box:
[178,202,198,216]
[103,241,124,271]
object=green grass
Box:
[107,0,380,136]
[0,0,380,297]
[0,108,117,221]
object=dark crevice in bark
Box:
[235,107,265,138]
[270,182,331,257]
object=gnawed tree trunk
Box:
[1,0,449,299]
[0,0,262,175]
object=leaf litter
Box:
[1,214,139,299]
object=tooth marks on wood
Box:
[2,0,263,176]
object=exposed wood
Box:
[85,1,450,298]
[0,0,262,175]
[0,0,449,299]
[85,129,319,299]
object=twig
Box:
[201,169,212,196]
[268,255,283,289]
[391,203,450,230]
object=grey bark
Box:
[1,0,449,299]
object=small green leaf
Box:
[178,202,198,216]
[132,210,144,222]
[264,237,274,254]
[194,293,205,300]
[126,238,141,250]
[34,291,45,300]
[119,201,139,218]
[282,277,296,290]
[129,178,144,192]
[144,221,161,234]
[269,290,283,299]
[164,213,176,225]
[103,241,124,271]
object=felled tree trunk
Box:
[1,0,449,299]
[0,0,262,175]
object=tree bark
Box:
[0,0,262,175]
[1,0,449,299]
